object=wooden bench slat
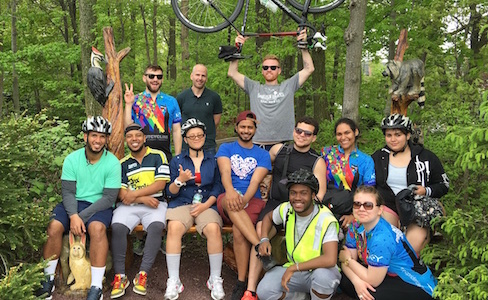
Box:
[132,224,233,234]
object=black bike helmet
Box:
[381,114,413,134]
[285,169,319,194]
[181,118,206,137]
[82,116,112,134]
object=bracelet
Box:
[260,237,270,243]
[296,263,300,272]
[174,178,186,187]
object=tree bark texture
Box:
[312,50,327,121]
[80,0,99,116]
[342,0,367,124]
[168,17,177,81]
[390,29,412,115]
[152,0,158,65]
[0,3,4,117]
[180,0,190,72]
[140,4,151,65]
[102,27,131,159]
[11,0,20,114]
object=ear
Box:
[83,133,88,143]
[406,132,411,140]
[69,231,74,246]
[80,233,86,246]
[311,135,317,143]
[354,128,359,137]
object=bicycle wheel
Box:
[172,0,245,33]
[287,0,345,14]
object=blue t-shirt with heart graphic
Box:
[216,141,271,199]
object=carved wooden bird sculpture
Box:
[87,46,114,107]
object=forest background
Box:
[0,0,487,298]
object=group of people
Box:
[35,30,449,300]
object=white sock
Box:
[91,266,106,289]
[166,253,181,280]
[44,259,58,281]
[209,253,223,278]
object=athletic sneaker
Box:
[110,274,130,299]
[241,290,258,300]
[133,271,148,296]
[35,277,55,300]
[164,277,184,300]
[231,280,246,300]
[86,286,103,300]
[206,276,225,300]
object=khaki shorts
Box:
[166,205,223,236]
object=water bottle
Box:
[259,0,278,13]
[193,189,203,204]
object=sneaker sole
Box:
[111,281,130,299]
[133,286,147,296]
[44,285,55,300]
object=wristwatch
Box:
[174,178,186,187]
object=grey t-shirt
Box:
[244,73,300,143]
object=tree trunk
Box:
[68,0,81,72]
[180,0,190,72]
[331,44,341,120]
[0,3,4,117]
[312,50,327,121]
[80,0,99,116]
[342,0,366,124]
[296,54,306,118]
[152,0,158,65]
[102,27,131,159]
[168,17,177,81]
[140,4,151,65]
[11,0,20,114]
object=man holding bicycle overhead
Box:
[227,29,314,150]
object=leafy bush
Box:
[0,262,46,299]
[0,112,80,289]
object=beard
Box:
[237,132,254,143]
[146,81,161,93]
[86,142,105,155]
[129,143,145,154]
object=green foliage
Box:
[0,262,46,299]
[0,112,81,265]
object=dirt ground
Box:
[52,235,353,300]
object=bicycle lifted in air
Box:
[171,0,345,50]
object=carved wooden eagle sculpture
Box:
[87,46,114,107]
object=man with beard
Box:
[124,65,182,161]
[242,116,328,300]
[177,64,222,155]
[227,30,314,150]
[110,123,170,298]
[256,169,341,300]
[36,116,121,300]
[215,111,272,300]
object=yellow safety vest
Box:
[279,202,338,268]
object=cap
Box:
[124,123,143,135]
[236,110,258,125]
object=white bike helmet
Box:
[82,116,112,134]
[181,118,206,137]
[381,114,412,134]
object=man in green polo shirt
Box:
[36,116,121,300]
[177,64,222,155]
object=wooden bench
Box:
[125,224,234,270]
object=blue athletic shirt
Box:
[216,141,271,199]
[345,217,437,296]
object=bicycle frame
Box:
[209,0,316,37]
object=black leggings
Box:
[340,272,433,300]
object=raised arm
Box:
[227,35,249,89]
[297,30,315,87]
[313,158,327,201]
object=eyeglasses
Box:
[186,133,205,140]
[145,74,163,80]
[352,201,378,210]
[294,127,314,137]
[262,65,280,71]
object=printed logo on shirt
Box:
[256,91,285,104]
[128,162,138,170]
[230,154,257,179]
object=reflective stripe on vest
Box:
[279,203,338,268]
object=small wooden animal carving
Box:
[67,232,91,291]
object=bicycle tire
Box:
[172,0,245,33]
[286,0,345,14]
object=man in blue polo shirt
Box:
[36,116,121,300]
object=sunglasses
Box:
[352,201,378,210]
[262,65,280,71]
[186,133,205,140]
[145,74,163,80]
[295,127,314,137]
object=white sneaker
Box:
[207,276,225,300]
[164,278,184,300]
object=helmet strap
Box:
[189,146,203,157]
[392,141,408,156]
